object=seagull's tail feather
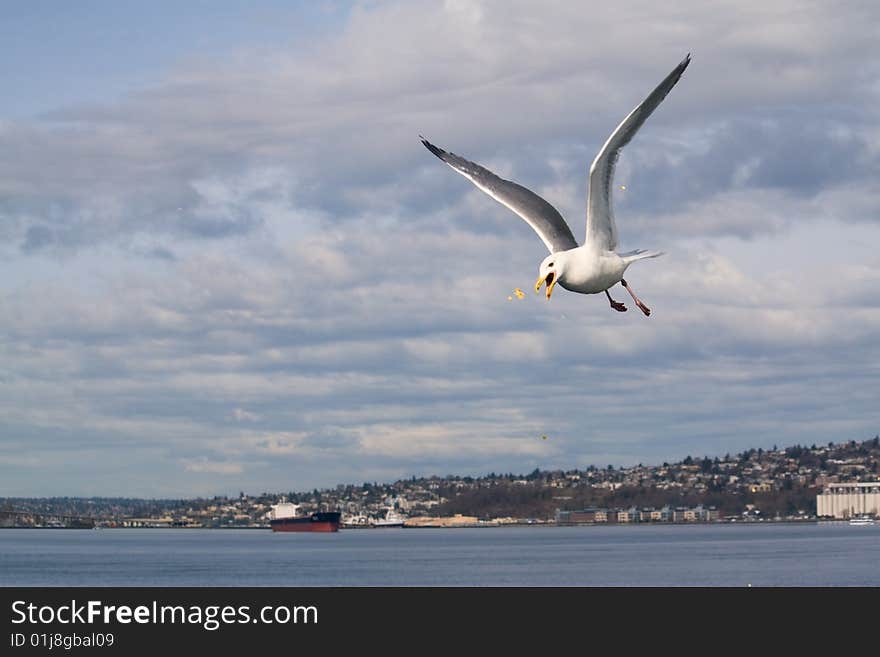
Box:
[619,249,665,265]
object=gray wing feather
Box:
[421,138,578,254]
[586,54,691,251]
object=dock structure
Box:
[0,507,97,528]
[817,482,880,519]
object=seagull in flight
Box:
[421,54,690,316]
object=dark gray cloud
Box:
[21,224,55,252]
[3,1,878,252]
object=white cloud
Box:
[1,1,879,495]
[183,459,244,475]
[231,408,261,423]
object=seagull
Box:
[421,54,691,316]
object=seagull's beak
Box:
[535,272,557,300]
[535,273,546,294]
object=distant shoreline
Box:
[2,517,854,530]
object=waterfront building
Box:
[672,507,689,522]
[557,504,717,524]
[616,507,640,523]
[690,505,720,522]
[556,508,609,524]
[816,482,880,518]
[649,506,673,522]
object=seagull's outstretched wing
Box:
[586,54,691,251]
[421,138,578,254]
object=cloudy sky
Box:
[2,1,878,497]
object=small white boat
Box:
[342,514,371,528]
[848,514,876,526]
[372,508,407,528]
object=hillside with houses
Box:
[3,436,878,527]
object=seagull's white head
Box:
[535,253,564,300]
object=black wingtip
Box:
[666,53,691,88]
[420,136,446,160]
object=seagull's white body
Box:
[553,246,626,295]
[422,54,691,315]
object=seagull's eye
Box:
[548,262,554,268]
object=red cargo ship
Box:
[268,503,341,533]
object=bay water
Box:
[2,523,878,587]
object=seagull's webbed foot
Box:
[605,289,627,312]
[635,301,651,317]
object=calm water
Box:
[2,523,878,587]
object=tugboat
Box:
[269,502,341,533]
[342,514,371,528]
[372,507,407,528]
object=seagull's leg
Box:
[605,289,627,312]
[620,279,651,316]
